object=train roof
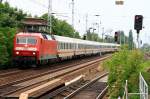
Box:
[16,33,120,46]
[16,32,43,38]
[54,35,120,46]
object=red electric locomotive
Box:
[13,33,57,65]
[13,18,58,66]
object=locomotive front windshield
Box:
[17,37,37,45]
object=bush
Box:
[0,32,8,68]
[0,27,17,68]
[103,49,144,98]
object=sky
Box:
[3,0,150,46]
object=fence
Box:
[123,72,148,99]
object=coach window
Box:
[62,43,64,49]
[69,43,70,49]
[70,43,72,49]
[58,42,59,49]
[75,43,76,49]
[68,43,70,49]
[69,43,71,49]
[59,42,61,49]
[63,43,65,49]
[61,42,62,49]
[80,44,82,49]
[57,43,59,49]
[65,43,67,49]
[72,43,73,49]
[61,42,63,49]
[66,43,69,49]
[67,43,69,49]
[60,42,61,49]
[73,43,75,49]
[65,43,66,49]
[64,43,66,49]
[66,43,68,49]
[77,44,79,49]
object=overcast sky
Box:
[4,0,150,46]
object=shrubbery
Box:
[0,27,17,68]
[103,49,145,98]
[0,2,26,68]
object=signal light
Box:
[134,15,143,33]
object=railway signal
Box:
[134,15,143,48]
[134,15,143,33]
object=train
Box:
[13,18,120,67]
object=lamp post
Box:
[94,14,101,35]
[48,0,52,34]
[115,0,124,45]
[102,27,104,42]
[92,28,96,41]
[85,14,88,33]
[72,0,74,29]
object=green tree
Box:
[0,32,9,67]
[0,2,26,66]
[84,28,102,42]
[0,2,26,28]
[128,30,133,50]
[116,31,129,45]
[41,13,80,38]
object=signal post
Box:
[134,15,143,48]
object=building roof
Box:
[22,18,47,26]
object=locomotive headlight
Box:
[16,52,19,55]
[33,52,36,55]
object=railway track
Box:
[38,73,108,99]
[0,69,22,78]
[0,55,110,98]
[0,55,102,87]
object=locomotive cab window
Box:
[16,37,37,45]
[28,37,37,45]
[17,37,26,44]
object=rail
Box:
[64,72,108,99]
[2,56,110,98]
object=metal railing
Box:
[139,72,148,99]
[123,72,148,99]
